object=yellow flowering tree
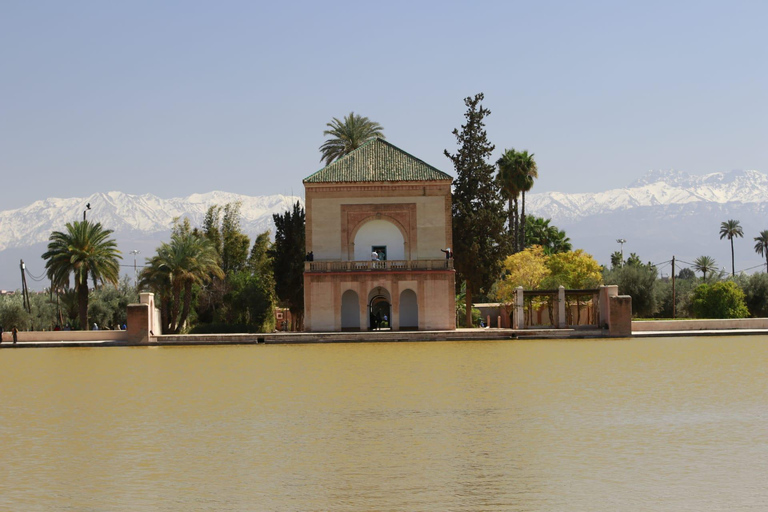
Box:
[544,249,603,289]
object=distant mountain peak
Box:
[628,168,765,189]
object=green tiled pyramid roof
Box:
[304,137,452,184]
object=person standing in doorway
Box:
[371,250,379,261]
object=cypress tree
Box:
[270,201,306,330]
[444,93,508,328]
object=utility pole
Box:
[671,256,676,319]
[19,260,30,313]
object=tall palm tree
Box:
[719,219,744,276]
[139,229,223,334]
[496,149,521,251]
[319,112,385,165]
[754,230,768,272]
[692,255,718,281]
[42,220,121,330]
[516,150,538,250]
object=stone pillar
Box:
[558,286,567,328]
[126,303,150,343]
[599,285,619,330]
[513,287,524,329]
[608,295,633,337]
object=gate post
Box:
[558,286,567,328]
[513,287,524,329]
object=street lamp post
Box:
[130,250,140,287]
[616,238,627,266]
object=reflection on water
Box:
[1,337,767,511]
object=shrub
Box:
[690,281,749,319]
[734,273,768,318]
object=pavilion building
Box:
[303,137,456,331]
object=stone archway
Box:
[367,287,392,330]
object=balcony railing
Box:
[304,259,453,272]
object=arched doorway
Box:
[399,289,419,330]
[367,287,391,330]
[341,290,360,331]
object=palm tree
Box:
[754,230,768,272]
[497,148,538,252]
[692,255,718,281]
[525,216,571,255]
[139,228,224,334]
[719,219,744,276]
[516,150,538,251]
[42,220,121,330]
[319,112,385,165]
[496,149,521,251]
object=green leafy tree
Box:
[610,251,623,269]
[0,294,32,332]
[494,245,551,302]
[89,276,139,329]
[690,281,749,319]
[271,202,306,330]
[654,277,697,318]
[140,220,224,334]
[677,267,696,280]
[734,273,768,317]
[625,252,643,267]
[692,255,718,281]
[220,203,251,274]
[445,93,508,328]
[544,250,603,289]
[319,112,385,165]
[720,219,744,276]
[525,216,571,255]
[753,230,768,272]
[603,263,658,317]
[42,220,122,330]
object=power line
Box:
[25,267,48,282]
[736,263,767,274]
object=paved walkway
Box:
[2,328,766,348]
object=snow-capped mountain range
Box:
[527,169,768,223]
[527,169,768,277]
[1,169,766,290]
[0,191,302,290]
[0,191,301,252]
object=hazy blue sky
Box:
[1,0,766,210]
